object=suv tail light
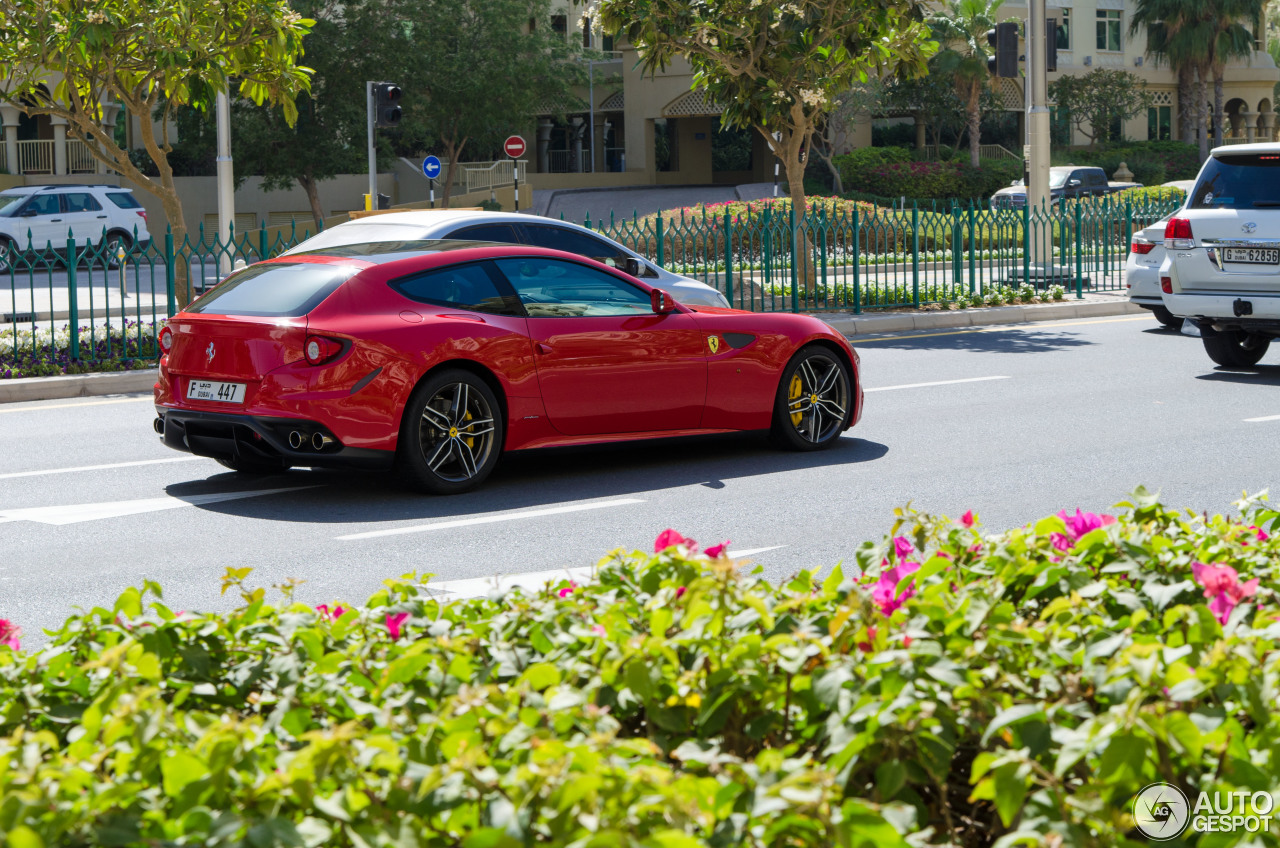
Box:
[304,335,344,365]
[1131,237,1156,255]
[1160,276,1173,294]
[1164,217,1194,250]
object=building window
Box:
[582,16,591,48]
[551,14,567,38]
[1148,105,1172,140]
[1056,8,1071,50]
[1096,9,1121,51]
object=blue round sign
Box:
[422,155,442,179]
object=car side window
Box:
[63,193,102,212]
[22,195,60,216]
[390,262,522,315]
[520,224,631,268]
[494,256,651,317]
[1087,171,1106,187]
[448,223,522,244]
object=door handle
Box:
[96,215,108,219]
[50,218,62,222]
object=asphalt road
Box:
[4,311,1279,645]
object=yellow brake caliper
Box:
[789,374,804,426]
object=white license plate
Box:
[1224,247,1280,264]
[187,380,246,403]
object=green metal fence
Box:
[2,195,1180,376]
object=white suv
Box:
[0,184,151,270]
[1160,144,1280,366]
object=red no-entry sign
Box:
[504,135,527,158]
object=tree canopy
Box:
[0,0,313,305]
[1049,68,1153,146]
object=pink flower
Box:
[675,586,686,598]
[655,529,698,553]
[873,561,920,617]
[332,605,345,619]
[893,536,914,561]
[0,619,20,651]
[704,540,731,558]
[903,635,913,648]
[316,604,344,621]
[1191,562,1260,624]
[1056,509,1117,540]
[1249,525,1269,542]
[961,510,975,528]
[857,626,877,652]
[558,581,577,598]
[591,624,606,636]
[385,612,409,640]
[315,604,329,617]
[1050,532,1074,553]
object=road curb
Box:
[0,299,1146,405]
[820,298,1146,337]
[0,369,157,404]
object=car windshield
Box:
[0,194,28,216]
[1190,153,1280,209]
[186,263,358,317]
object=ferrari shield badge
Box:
[707,335,721,354]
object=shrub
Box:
[1054,141,1201,184]
[2,493,1280,846]
[837,157,1022,202]
[1,320,160,378]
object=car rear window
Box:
[105,192,142,209]
[1190,154,1280,209]
[186,263,357,317]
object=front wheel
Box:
[0,237,15,274]
[1202,326,1270,368]
[770,347,852,451]
[1151,305,1182,330]
[398,369,504,494]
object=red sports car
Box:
[153,241,862,494]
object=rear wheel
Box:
[770,347,852,451]
[104,232,132,269]
[399,369,503,494]
[1202,325,1270,368]
[0,237,15,274]
[1151,305,1182,329]
[216,456,290,474]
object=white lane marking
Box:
[425,546,786,599]
[1244,414,1280,422]
[0,397,152,413]
[337,498,647,541]
[0,456,205,480]
[0,487,313,526]
[864,375,1011,393]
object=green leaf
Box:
[6,827,44,848]
[523,662,561,691]
[876,759,906,798]
[982,704,1046,745]
[161,751,208,797]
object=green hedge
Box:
[1,491,1278,846]
[1053,141,1202,186]
[835,153,1023,201]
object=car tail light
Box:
[1160,276,1173,294]
[159,326,173,353]
[1130,238,1156,255]
[136,209,148,222]
[1164,217,1194,250]
[304,335,344,365]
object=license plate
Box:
[1224,247,1280,264]
[187,380,245,403]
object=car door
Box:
[492,255,707,436]
[13,193,63,251]
[60,191,110,247]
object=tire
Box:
[0,237,15,274]
[769,346,853,451]
[1152,305,1182,330]
[398,369,504,494]
[1202,326,1270,368]
[104,232,132,270]
[216,456,290,474]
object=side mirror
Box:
[1068,179,1081,187]
[623,256,642,277]
[650,288,677,314]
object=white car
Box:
[0,184,150,270]
[281,210,731,308]
[1160,144,1280,367]
[1126,213,1181,328]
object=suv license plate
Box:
[187,380,245,403]
[1224,247,1280,264]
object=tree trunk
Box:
[967,83,982,168]
[298,173,325,232]
[1177,64,1194,143]
[1213,65,1226,147]
[810,142,844,195]
[1196,68,1210,163]
[770,119,816,300]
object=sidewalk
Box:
[0,291,1147,404]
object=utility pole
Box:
[216,88,234,276]
[1026,0,1051,225]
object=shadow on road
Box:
[853,325,1099,354]
[1195,364,1280,386]
[166,433,890,525]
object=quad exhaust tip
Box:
[288,430,335,451]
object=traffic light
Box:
[986,22,1019,78]
[1046,18,1058,72]
[373,82,402,128]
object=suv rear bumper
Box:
[1164,291,1280,323]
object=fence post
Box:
[723,210,734,307]
[1124,200,1134,289]
[655,215,664,268]
[1021,202,1031,288]
[789,205,799,313]
[967,201,976,295]
[67,236,79,361]
[1075,202,1084,298]
[819,208,828,308]
[165,228,176,317]
[259,222,269,261]
[852,204,861,315]
[584,211,592,231]
[911,203,920,309]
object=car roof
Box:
[1209,142,1280,157]
[281,238,625,271]
[0,184,132,196]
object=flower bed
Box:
[1,321,160,379]
[1,492,1277,845]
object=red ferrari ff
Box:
[153,241,862,494]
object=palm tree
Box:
[1206,0,1264,146]
[1129,0,1215,160]
[928,0,1007,168]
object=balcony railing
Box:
[17,140,54,175]
[547,149,589,173]
[462,159,526,194]
[66,140,98,174]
